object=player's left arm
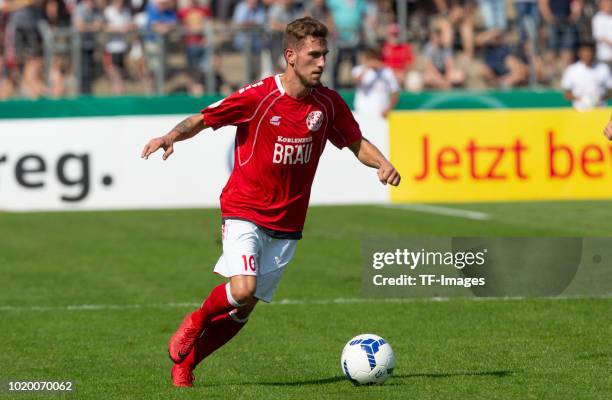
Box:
[348,138,401,186]
[382,91,399,118]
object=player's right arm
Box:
[141,80,263,160]
[141,114,208,160]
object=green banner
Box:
[0,90,603,119]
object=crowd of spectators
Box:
[0,0,610,99]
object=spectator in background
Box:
[0,61,13,98]
[561,41,611,110]
[104,0,133,95]
[146,0,177,36]
[327,0,366,88]
[267,0,299,73]
[477,0,506,32]
[403,0,442,44]
[364,0,395,47]
[43,0,71,97]
[0,3,15,99]
[351,46,399,118]
[5,0,47,98]
[303,0,332,28]
[144,0,177,90]
[43,0,71,32]
[539,0,582,78]
[436,0,477,59]
[592,0,612,67]
[126,0,150,93]
[232,0,265,51]
[514,0,540,83]
[73,0,105,95]
[232,0,265,81]
[130,0,148,14]
[515,0,540,45]
[480,30,529,88]
[381,23,414,88]
[422,23,465,89]
[210,0,239,22]
[178,0,212,95]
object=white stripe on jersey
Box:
[239,93,283,166]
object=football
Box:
[340,334,395,385]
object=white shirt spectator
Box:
[351,65,399,116]
[592,11,612,63]
[104,5,132,54]
[561,61,612,110]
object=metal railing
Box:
[35,22,225,96]
[29,23,343,97]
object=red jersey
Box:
[202,75,362,235]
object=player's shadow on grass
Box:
[257,370,515,386]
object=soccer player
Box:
[141,17,400,387]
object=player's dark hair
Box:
[283,17,328,51]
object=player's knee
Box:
[229,277,256,304]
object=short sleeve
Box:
[201,86,259,130]
[384,68,400,92]
[327,92,363,149]
[560,67,574,90]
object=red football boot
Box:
[168,313,201,364]
[171,364,195,387]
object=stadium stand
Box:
[0,0,601,99]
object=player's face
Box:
[294,36,328,87]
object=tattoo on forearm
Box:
[173,117,195,135]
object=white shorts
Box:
[213,219,298,303]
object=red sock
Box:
[183,310,248,370]
[190,283,241,330]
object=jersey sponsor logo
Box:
[276,135,312,144]
[306,111,324,132]
[273,143,313,165]
[270,116,282,126]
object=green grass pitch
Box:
[1,202,611,399]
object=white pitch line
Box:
[0,302,200,312]
[380,204,490,220]
[0,295,608,312]
[0,298,424,312]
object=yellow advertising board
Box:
[389,108,612,203]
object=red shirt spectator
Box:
[178,0,211,46]
[381,24,413,82]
